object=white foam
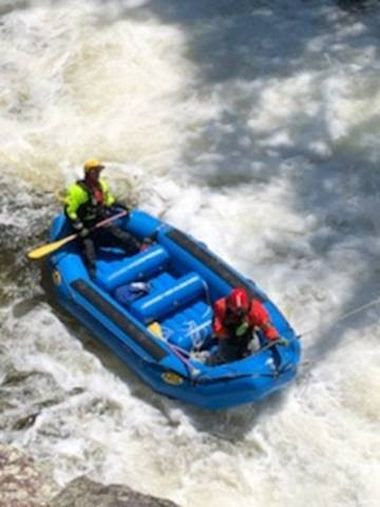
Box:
[1,1,380,506]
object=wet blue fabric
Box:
[114,282,151,305]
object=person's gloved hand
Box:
[72,220,90,238]
[73,220,85,232]
[97,206,112,219]
[79,227,90,238]
[111,203,130,215]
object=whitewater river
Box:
[0,1,379,506]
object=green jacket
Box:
[64,178,115,223]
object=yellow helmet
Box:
[83,158,105,172]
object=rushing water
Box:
[1,1,380,506]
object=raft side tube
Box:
[70,279,168,361]
[131,272,205,324]
[161,228,267,302]
[98,245,170,292]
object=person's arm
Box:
[212,299,228,339]
[64,184,87,223]
[260,319,288,345]
[98,179,131,218]
[100,179,116,207]
[64,184,89,236]
[249,301,279,341]
[261,322,279,341]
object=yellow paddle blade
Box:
[26,233,76,261]
[148,321,164,339]
[26,210,128,261]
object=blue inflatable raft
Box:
[42,209,301,409]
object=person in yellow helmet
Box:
[64,159,141,278]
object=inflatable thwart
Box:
[41,209,301,409]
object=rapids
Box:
[0,1,379,506]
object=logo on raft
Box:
[161,371,184,385]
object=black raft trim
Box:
[167,229,265,301]
[71,279,168,361]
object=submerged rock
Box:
[0,445,179,507]
[0,367,66,432]
[50,476,179,507]
[0,444,59,506]
[0,363,178,506]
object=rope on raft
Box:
[298,295,380,339]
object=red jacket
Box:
[213,297,278,341]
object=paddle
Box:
[27,210,128,261]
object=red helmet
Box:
[226,288,250,315]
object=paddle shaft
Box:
[27,210,128,260]
[89,210,128,232]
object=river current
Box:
[0,1,379,506]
